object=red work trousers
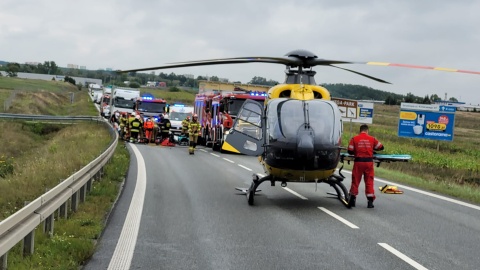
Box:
[350,162,376,200]
[145,129,153,142]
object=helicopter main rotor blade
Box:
[329,65,391,84]
[351,61,480,75]
[117,57,301,73]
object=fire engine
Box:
[194,90,266,151]
[134,94,169,122]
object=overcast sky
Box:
[1,0,480,105]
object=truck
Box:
[194,90,266,151]
[109,87,141,115]
[169,104,194,135]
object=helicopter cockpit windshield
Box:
[267,98,341,146]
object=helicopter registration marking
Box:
[318,207,359,229]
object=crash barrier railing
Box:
[0,113,101,121]
[0,114,118,269]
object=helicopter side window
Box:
[234,102,262,140]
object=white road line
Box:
[318,207,359,229]
[210,153,220,157]
[108,144,146,270]
[340,170,480,211]
[238,164,252,171]
[282,187,308,200]
[378,243,428,270]
[199,149,208,152]
[223,158,235,163]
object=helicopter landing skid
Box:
[326,174,350,208]
[235,174,271,205]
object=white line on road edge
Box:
[318,207,359,229]
[378,243,428,270]
[282,187,308,200]
[108,144,146,270]
[238,164,253,171]
[223,158,235,163]
[210,153,220,157]
[340,170,480,211]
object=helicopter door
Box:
[223,100,264,156]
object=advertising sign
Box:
[398,103,456,141]
[356,101,374,124]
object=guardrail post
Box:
[86,178,93,193]
[43,213,54,235]
[22,230,35,256]
[59,201,68,219]
[1,253,7,270]
[80,185,86,203]
[71,192,79,212]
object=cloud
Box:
[1,0,479,104]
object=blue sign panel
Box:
[398,103,456,141]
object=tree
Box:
[6,62,21,77]
[385,95,397,105]
[449,97,458,102]
[64,76,76,85]
[129,82,140,88]
[404,92,416,103]
[249,76,267,85]
[421,95,431,104]
[430,94,441,102]
[210,76,219,81]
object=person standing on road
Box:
[143,116,155,143]
[181,115,191,136]
[129,115,142,143]
[347,124,384,209]
[188,114,201,154]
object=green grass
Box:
[0,122,111,220]
[7,143,130,270]
[140,88,196,105]
[0,76,73,92]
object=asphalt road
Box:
[84,143,480,270]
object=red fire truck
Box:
[194,90,266,151]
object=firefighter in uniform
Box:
[347,124,384,208]
[129,115,142,143]
[159,114,171,142]
[119,112,128,140]
[188,114,201,154]
[181,115,191,136]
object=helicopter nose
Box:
[297,132,314,159]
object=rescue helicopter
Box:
[118,49,480,207]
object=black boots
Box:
[348,195,356,208]
[367,198,374,208]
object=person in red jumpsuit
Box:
[347,124,384,208]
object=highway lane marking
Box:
[282,187,308,200]
[378,243,428,270]
[199,149,208,152]
[210,153,220,157]
[223,158,235,163]
[341,170,480,211]
[318,207,359,229]
[108,144,146,270]
[238,164,253,171]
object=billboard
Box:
[398,103,456,141]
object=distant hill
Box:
[0,60,8,66]
[322,83,405,101]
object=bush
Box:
[0,156,14,178]
[169,86,180,92]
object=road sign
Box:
[331,98,358,120]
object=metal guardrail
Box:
[0,114,118,269]
[0,113,101,121]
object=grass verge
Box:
[6,143,129,269]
